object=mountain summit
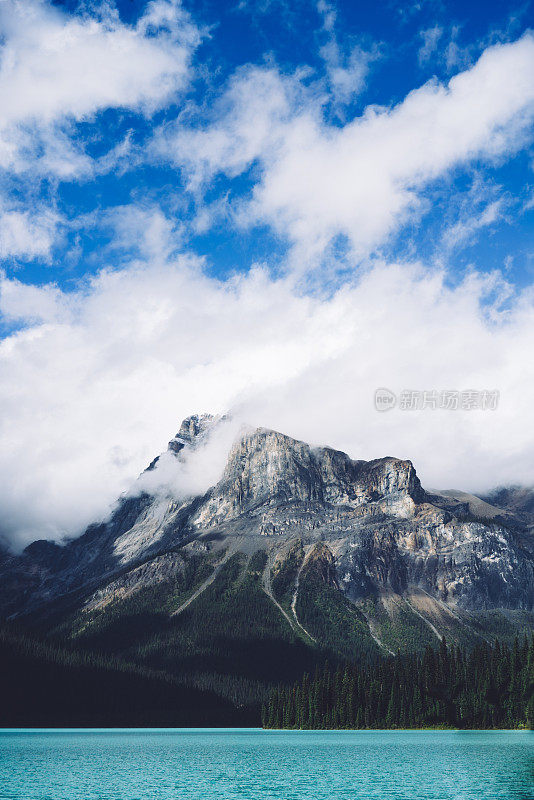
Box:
[1,415,534,720]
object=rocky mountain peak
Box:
[156,417,424,516]
[190,426,426,531]
[145,413,220,471]
[169,413,218,454]
[222,427,326,502]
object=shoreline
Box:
[0,726,531,733]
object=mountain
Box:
[481,486,534,527]
[1,414,534,723]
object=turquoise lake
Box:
[0,729,533,799]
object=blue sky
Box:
[0,0,533,547]
[3,0,533,290]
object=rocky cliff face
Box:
[145,413,217,469]
[192,428,423,529]
[1,415,534,651]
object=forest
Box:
[3,547,533,729]
[0,625,250,727]
[263,636,534,729]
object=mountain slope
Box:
[0,625,245,727]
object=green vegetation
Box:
[263,636,534,730]
[54,552,215,650]
[9,543,534,728]
[469,609,534,643]
[359,597,441,653]
[295,561,379,661]
[271,540,304,610]
[52,549,328,715]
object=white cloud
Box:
[442,198,506,251]
[444,26,473,72]
[161,33,534,262]
[326,45,376,106]
[133,416,244,501]
[0,0,199,128]
[317,1,379,106]
[98,204,185,261]
[0,0,200,181]
[0,273,69,322]
[418,25,443,64]
[155,66,302,192]
[0,0,201,259]
[0,205,62,260]
[1,216,534,549]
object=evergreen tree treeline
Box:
[263,637,534,730]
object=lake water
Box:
[0,729,533,800]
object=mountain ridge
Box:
[1,415,534,702]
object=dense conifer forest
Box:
[263,637,534,730]
[0,626,249,727]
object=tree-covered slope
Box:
[263,637,534,730]
[48,551,333,715]
[0,626,243,728]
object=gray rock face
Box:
[192,428,423,529]
[1,415,533,629]
[146,412,217,469]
